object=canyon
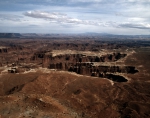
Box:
[0,36,150,118]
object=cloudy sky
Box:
[0,0,150,34]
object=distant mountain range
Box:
[0,33,150,39]
[0,33,22,38]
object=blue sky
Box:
[0,0,150,34]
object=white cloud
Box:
[128,17,146,22]
[23,10,150,31]
[119,23,150,29]
[24,11,103,26]
[127,0,150,2]
[70,0,102,2]
[0,14,23,21]
[0,0,150,34]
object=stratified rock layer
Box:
[31,52,137,82]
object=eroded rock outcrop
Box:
[30,52,138,82]
[41,52,127,67]
[0,48,8,53]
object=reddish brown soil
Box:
[0,38,150,118]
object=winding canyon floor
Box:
[0,38,150,118]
